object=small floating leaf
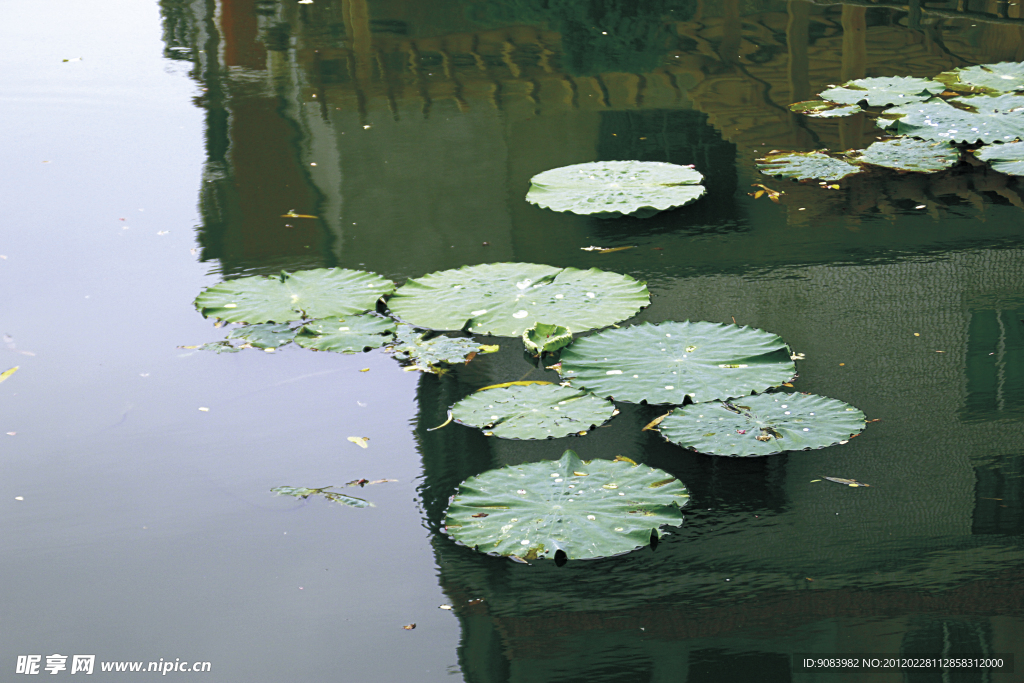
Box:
[820,76,944,107]
[227,323,297,349]
[659,393,866,456]
[443,450,689,561]
[452,384,616,440]
[0,366,19,384]
[347,436,370,448]
[823,476,870,487]
[790,100,864,117]
[386,324,496,373]
[756,151,862,182]
[527,161,705,218]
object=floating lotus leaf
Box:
[820,76,944,107]
[451,383,616,440]
[855,137,958,173]
[877,95,1024,144]
[294,314,396,353]
[387,263,649,337]
[523,323,573,355]
[386,324,497,372]
[526,161,705,218]
[789,100,863,118]
[226,323,297,349]
[756,151,862,181]
[443,450,689,561]
[974,141,1024,176]
[193,268,395,324]
[559,321,795,405]
[935,61,1024,95]
[659,392,866,457]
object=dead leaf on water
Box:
[439,605,453,610]
[642,412,671,431]
[0,366,20,385]
[281,210,318,219]
[402,623,416,630]
[347,436,369,448]
[367,479,397,485]
[823,476,870,487]
[346,478,370,487]
[597,246,635,254]
[613,455,638,466]
[748,183,784,203]
[359,368,370,372]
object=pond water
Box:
[5,0,1024,681]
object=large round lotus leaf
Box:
[526,161,705,218]
[975,141,1024,176]
[855,137,958,173]
[387,263,649,337]
[820,76,944,107]
[935,61,1024,95]
[294,314,396,353]
[659,392,866,457]
[443,450,689,561]
[452,383,616,440]
[877,95,1024,144]
[194,268,395,323]
[558,321,795,405]
[789,100,863,118]
[756,151,862,181]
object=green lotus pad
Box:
[757,151,862,181]
[789,100,863,118]
[294,314,397,353]
[558,321,795,405]
[386,324,498,372]
[451,383,617,440]
[443,450,690,561]
[659,392,866,457]
[194,268,395,324]
[935,61,1024,95]
[526,161,705,218]
[226,323,298,349]
[974,141,1024,176]
[877,95,1024,144]
[856,137,958,173]
[820,76,945,107]
[387,263,649,337]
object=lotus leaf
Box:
[558,321,795,405]
[387,263,649,337]
[386,324,496,372]
[526,161,705,218]
[935,61,1024,95]
[659,392,866,456]
[820,76,944,107]
[877,95,1024,144]
[523,323,573,355]
[789,100,863,118]
[443,450,689,561]
[451,383,616,440]
[974,141,1024,176]
[855,137,957,173]
[193,268,395,323]
[756,151,862,181]
[226,323,297,349]
[294,314,397,353]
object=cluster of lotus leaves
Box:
[443,450,689,561]
[526,161,706,218]
[765,62,1024,180]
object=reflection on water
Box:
[161,0,1024,679]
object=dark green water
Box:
[4,0,1024,681]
